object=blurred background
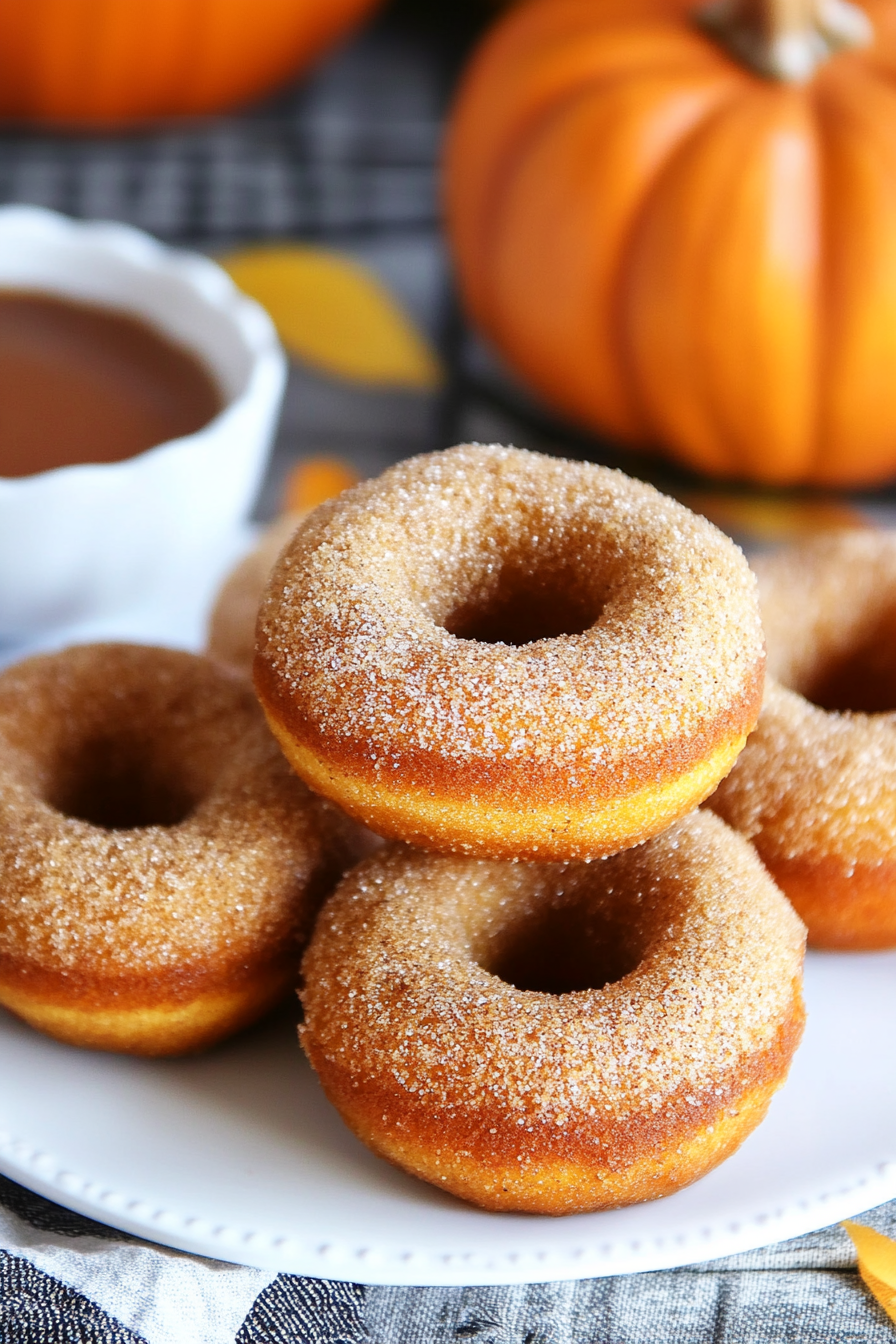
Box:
[2,0,893,547]
[0,1,482,513]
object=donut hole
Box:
[46,734,199,829]
[798,607,896,713]
[483,899,644,995]
[442,560,605,646]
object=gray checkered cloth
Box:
[2,1173,895,1342]
[1,5,894,1340]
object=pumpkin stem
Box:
[698,0,872,79]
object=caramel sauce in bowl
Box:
[0,293,223,478]
[0,207,285,658]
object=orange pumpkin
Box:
[0,0,381,125]
[445,0,896,486]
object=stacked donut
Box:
[0,443,811,1214]
[710,529,896,951]
[254,444,807,1215]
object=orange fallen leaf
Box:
[843,1221,896,1324]
[283,456,358,514]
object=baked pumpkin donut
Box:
[710,529,896,950]
[208,456,359,675]
[0,642,356,1055]
[255,444,765,861]
[208,512,303,675]
[300,810,806,1214]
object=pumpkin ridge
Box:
[812,77,842,482]
[603,74,750,442]
[483,70,744,438]
[447,0,896,486]
[505,70,741,438]
[698,89,820,480]
[813,69,896,482]
[617,85,767,474]
[445,17,737,331]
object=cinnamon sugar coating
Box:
[0,643,357,1054]
[300,810,806,1214]
[208,513,304,675]
[255,444,764,860]
[710,530,896,949]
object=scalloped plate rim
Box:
[2,948,896,1286]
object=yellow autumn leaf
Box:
[221,244,444,390]
[843,1221,896,1323]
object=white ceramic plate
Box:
[2,948,895,1287]
[2,539,895,1286]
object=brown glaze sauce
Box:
[0,292,222,477]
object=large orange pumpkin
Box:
[445,0,896,486]
[0,0,381,125]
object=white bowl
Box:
[0,206,286,662]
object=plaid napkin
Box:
[4,1172,896,1343]
[0,1176,364,1344]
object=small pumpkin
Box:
[0,0,381,125]
[445,0,896,486]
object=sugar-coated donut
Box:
[300,811,806,1214]
[710,529,896,950]
[0,643,357,1055]
[208,456,359,676]
[255,444,765,861]
[208,513,303,674]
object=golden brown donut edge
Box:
[0,643,357,1056]
[299,813,806,1214]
